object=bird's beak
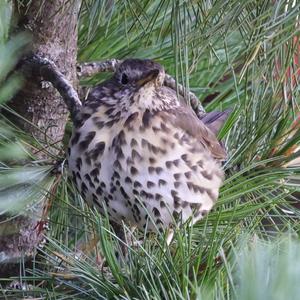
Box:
[137,69,160,87]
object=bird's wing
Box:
[199,109,231,136]
[159,106,227,161]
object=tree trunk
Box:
[0,0,81,276]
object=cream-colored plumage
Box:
[67,59,228,232]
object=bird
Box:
[67,58,229,238]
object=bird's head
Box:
[114,59,165,91]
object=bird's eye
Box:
[121,73,129,85]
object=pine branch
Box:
[77,59,122,77]
[164,74,205,117]
[20,55,82,121]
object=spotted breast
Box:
[67,59,229,232]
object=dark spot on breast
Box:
[120,186,129,199]
[173,159,180,167]
[187,182,205,193]
[105,108,115,116]
[79,131,96,151]
[89,141,105,160]
[184,171,192,179]
[187,181,193,191]
[147,181,155,188]
[84,173,91,182]
[76,157,82,171]
[95,120,104,129]
[130,138,138,147]
[92,195,103,209]
[149,157,156,164]
[205,188,216,202]
[73,118,84,128]
[113,171,120,179]
[133,189,139,195]
[81,182,88,194]
[105,119,117,128]
[202,170,213,180]
[181,154,188,161]
[197,160,204,167]
[158,179,167,186]
[141,138,148,148]
[173,132,180,139]
[110,186,117,193]
[125,176,132,184]
[104,196,110,206]
[114,111,121,119]
[174,181,181,188]
[174,173,181,180]
[96,186,103,195]
[130,166,138,176]
[132,214,139,223]
[116,130,126,146]
[100,182,106,188]
[156,219,163,226]
[126,157,134,165]
[160,201,166,208]
[160,137,168,145]
[151,145,165,155]
[85,156,92,165]
[134,181,142,188]
[190,165,198,172]
[116,148,125,160]
[113,160,122,171]
[155,193,162,201]
[124,112,139,129]
[90,167,100,178]
[142,109,152,127]
[82,173,91,191]
[140,190,154,199]
[148,166,155,174]
[171,190,177,198]
[182,201,188,208]
[133,204,140,215]
[171,190,181,209]
[165,161,172,168]
[71,132,81,146]
[132,149,143,162]
[153,207,160,217]
[92,193,98,202]
[190,203,202,210]
[82,113,91,121]
[155,167,163,175]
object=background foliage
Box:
[1,0,300,299]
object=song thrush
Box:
[67,59,229,234]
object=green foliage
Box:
[0,4,26,160]
[0,0,56,246]
[233,235,300,300]
[0,0,300,299]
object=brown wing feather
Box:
[159,106,227,160]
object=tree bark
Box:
[0,0,81,276]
